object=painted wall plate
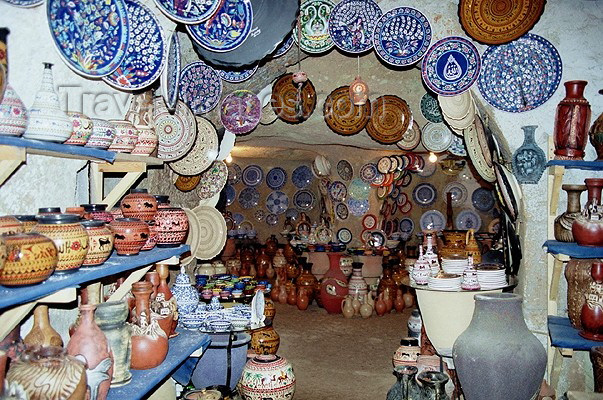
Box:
[266,191,289,215]
[455,209,482,231]
[472,187,495,212]
[292,165,314,188]
[419,210,446,231]
[420,92,443,123]
[161,31,181,112]
[337,227,352,244]
[266,167,287,190]
[238,187,260,209]
[220,90,262,135]
[336,202,349,220]
[153,0,221,24]
[293,0,336,54]
[328,0,382,54]
[293,189,316,211]
[179,61,223,115]
[444,182,468,207]
[413,183,437,207]
[242,165,264,187]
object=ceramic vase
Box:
[265,234,278,256]
[6,346,87,400]
[417,371,450,400]
[320,253,349,314]
[140,220,157,251]
[452,293,546,400]
[0,84,27,136]
[348,262,368,299]
[64,112,93,146]
[120,188,158,222]
[238,354,295,400]
[554,80,592,160]
[32,214,89,273]
[171,266,199,316]
[156,263,173,300]
[256,247,271,278]
[109,218,149,256]
[24,305,63,348]
[512,125,546,184]
[130,124,157,156]
[155,207,188,247]
[386,365,421,400]
[0,232,57,286]
[589,100,603,161]
[580,262,603,340]
[392,337,421,368]
[86,119,116,149]
[249,324,280,355]
[566,258,603,328]
[95,300,132,387]
[554,184,587,242]
[590,346,603,392]
[81,220,114,266]
[154,195,170,209]
[574,178,603,245]
[378,266,398,301]
[107,120,138,153]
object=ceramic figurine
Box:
[81,220,114,266]
[580,262,603,341]
[554,184,587,242]
[155,207,188,247]
[107,120,138,153]
[24,305,63,348]
[0,84,28,136]
[120,188,158,221]
[95,300,132,387]
[512,125,546,184]
[109,218,149,256]
[0,232,57,286]
[554,80,592,160]
[65,112,93,146]
[238,354,295,400]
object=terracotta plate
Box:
[366,95,412,145]
[174,174,201,192]
[323,86,371,136]
[271,73,317,124]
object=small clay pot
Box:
[0,233,57,286]
[81,220,114,266]
[81,203,113,223]
[120,188,157,222]
[140,220,157,251]
[0,215,23,235]
[155,207,189,247]
[13,215,37,233]
[65,111,93,146]
[109,218,149,256]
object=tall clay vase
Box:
[452,293,546,400]
[554,184,587,242]
[320,253,348,314]
[566,258,603,328]
[554,80,592,160]
[156,263,173,300]
[67,304,114,400]
[95,300,132,387]
[590,346,603,392]
[580,262,603,340]
[24,305,63,348]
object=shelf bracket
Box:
[548,165,565,215]
[0,145,26,186]
[90,161,147,208]
[549,255,569,303]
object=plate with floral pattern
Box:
[337,160,353,181]
[47,0,130,77]
[242,165,263,187]
[347,198,369,216]
[220,90,262,135]
[328,0,382,54]
[420,92,443,123]
[373,7,432,66]
[273,35,294,58]
[266,191,289,215]
[179,61,223,115]
[329,181,348,202]
[359,163,378,183]
[292,165,314,188]
[413,182,437,207]
[217,64,259,83]
[153,99,197,161]
[153,0,221,24]
[293,189,316,211]
[419,210,446,231]
[225,184,236,206]
[161,31,181,112]
[444,181,468,207]
[197,160,228,200]
[228,163,242,184]
[186,0,254,52]
[266,167,287,190]
[336,202,349,220]
[472,187,495,212]
[337,227,352,244]
[421,36,481,96]
[455,209,482,231]
[167,116,218,175]
[238,187,260,209]
[293,0,335,54]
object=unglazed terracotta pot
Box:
[65,111,93,146]
[109,218,149,256]
[554,80,592,160]
[154,195,171,209]
[320,253,348,314]
[130,124,157,156]
[86,119,116,149]
[573,216,603,246]
[580,262,603,341]
[249,323,280,355]
[566,258,603,328]
[0,232,57,286]
[140,220,157,251]
[238,354,295,400]
[0,84,28,136]
[155,207,189,247]
[81,204,113,223]
[81,220,114,266]
[95,300,132,387]
[24,305,63,348]
[554,184,587,242]
[120,188,158,221]
[107,119,138,153]
[13,215,37,233]
[0,215,23,235]
[155,263,173,300]
[32,214,89,273]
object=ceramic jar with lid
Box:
[81,204,113,223]
[32,214,89,273]
[171,266,199,316]
[392,337,421,367]
[130,124,157,156]
[13,215,37,233]
[108,120,138,153]
[155,207,189,247]
[121,188,158,221]
[86,119,116,149]
[238,354,295,400]
[0,84,28,136]
[81,220,114,266]
[109,218,149,256]
[154,195,170,209]
[64,112,93,146]
[0,232,57,286]
[0,215,23,235]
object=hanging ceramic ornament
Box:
[512,125,546,184]
[349,57,368,105]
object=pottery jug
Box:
[375,293,387,316]
[348,262,368,298]
[417,371,450,400]
[277,284,288,305]
[580,262,603,340]
[296,290,309,311]
[23,63,72,142]
[359,294,373,318]
[265,234,278,256]
[131,124,157,156]
[120,188,157,221]
[86,119,116,149]
[0,232,57,286]
[109,218,149,256]
[283,243,296,262]
[238,354,295,400]
[273,248,287,268]
[249,324,280,355]
[256,247,271,278]
[320,253,349,314]
[554,80,592,160]
[95,300,132,387]
[452,293,546,400]
[296,261,317,302]
[264,297,277,323]
[0,84,28,136]
[573,213,603,246]
[590,346,603,392]
[555,184,587,242]
[394,289,405,313]
[155,207,188,247]
[65,112,93,146]
[378,266,398,301]
[24,305,63,348]
[386,365,421,400]
[341,296,355,318]
[286,285,297,305]
[512,125,547,184]
[81,220,114,266]
[566,258,603,328]
[351,296,361,315]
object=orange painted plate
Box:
[323,86,371,135]
[366,95,412,145]
[271,73,317,124]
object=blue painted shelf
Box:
[547,160,603,171]
[107,330,211,400]
[543,240,603,258]
[548,315,601,351]
[0,245,190,310]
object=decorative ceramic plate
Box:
[161,31,181,112]
[337,160,353,181]
[396,120,421,151]
[337,227,352,244]
[478,33,562,113]
[399,201,412,214]
[494,161,522,221]
[238,219,253,231]
[359,163,378,184]
[419,210,446,231]
[439,90,474,121]
[103,0,166,90]
[366,95,412,144]
[217,64,259,83]
[373,7,432,66]
[323,86,371,135]
[227,163,242,185]
[396,192,408,207]
[254,209,266,221]
[328,0,382,54]
[266,167,287,190]
[238,187,260,209]
[47,0,129,77]
[348,178,370,199]
[220,90,262,135]
[181,207,201,265]
[420,92,443,123]
[401,172,412,187]
[329,181,348,202]
[464,119,496,182]
[225,184,236,206]
[231,213,244,227]
[152,0,220,24]
[174,174,201,192]
[421,36,481,96]
[293,0,336,54]
[413,183,437,207]
[285,208,299,221]
[271,73,317,123]
[168,116,218,175]
[448,134,467,157]
[266,213,279,226]
[242,165,264,187]
[266,191,289,215]
[335,202,349,220]
[197,160,228,200]
[459,0,546,45]
[154,99,197,161]
[377,157,392,174]
[472,187,495,212]
[399,217,414,240]
[488,218,500,234]
[347,198,369,216]
[2,0,43,7]
[293,189,316,211]
[455,209,482,231]
[417,157,437,177]
[179,61,223,115]
[186,0,253,52]
[292,165,314,188]
[421,122,454,152]
[444,182,468,207]
[273,35,294,58]
[362,214,377,230]
[192,205,227,260]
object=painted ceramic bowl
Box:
[0,232,57,286]
[64,111,93,146]
[108,119,138,153]
[86,119,116,149]
[109,218,150,256]
[131,124,158,156]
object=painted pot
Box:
[0,232,57,286]
[155,207,189,247]
[249,324,280,355]
[320,253,348,314]
[130,124,157,156]
[566,258,603,329]
[13,215,36,233]
[590,103,603,161]
[554,184,587,242]
[95,300,132,387]
[86,119,116,149]
[238,354,295,400]
[107,120,138,153]
[580,262,603,341]
[140,220,157,251]
[0,84,28,136]
[32,213,89,273]
[0,215,23,235]
[64,111,93,146]
[171,267,199,316]
[154,195,171,209]
[573,215,603,246]
[81,220,114,266]
[553,80,592,160]
[120,188,158,222]
[81,204,113,223]
[109,218,149,256]
[392,337,421,367]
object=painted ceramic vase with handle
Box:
[238,354,295,400]
[120,188,158,222]
[130,124,158,156]
[95,300,132,387]
[155,207,189,247]
[580,262,603,341]
[0,232,57,286]
[554,184,587,242]
[107,120,138,153]
[109,218,149,256]
[553,80,592,160]
[65,112,93,145]
[81,220,114,266]
[0,84,28,136]
[320,252,349,314]
[565,258,603,328]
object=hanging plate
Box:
[419,210,446,231]
[242,165,264,187]
[168,116,218,176]
[266,167,287,190]
[273,34,295,58]
[217,64,259,83]
[271,73,317,124]
[366,95,412,145]
[153,0,221,24]
[254,209,266,221]
[337,227,352,244]
[444,181,468,207]
[329,181,348,202]
[336,202,349,220]
[266,213,279,226]
[472,187,495,212]
[174,174,201,192]
[228,163,242,185]
[293,189,316,211]
[455,209,482,231]
[396,120,421,151]
[347,198,369,216]
[328,0,382,54]
[420,92,443,123]
[220,90,262,135]
[359,164,378,184]
[225,184,236,206]
[362,213,377,230]
[292,165,314,188]
[337,160,353,181]
[266,191,289,215]
[348,178,370,200]
[399,217,414,240]
[197,160,228,200]
[238,187,260,209]
[494,161,522,221]
[153,99,197,161]
[192,205,227,260]
[323,86,371,135]
[285,208,299,220]
[413,183,437,207]
[179,61,223,115]
[421,122,454,152]
[417,157,437,177]
[293,0,336,54]
[449,135,468,157]
[2,0,42,7]
[181,208,201,265]
[161,31,181,112]
[373,7,432,66]
[47,0,129,77]
[464,119,496,183]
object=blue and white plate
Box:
[238,187,259,209]
[359,163,378,183]
[448,134,467,157]
[266,213,279,226]
[227,163,242,184]
[337,227,352,244]
[186,0,253,53]
[232,212,245,226]
[337,159,353,181]
[293,189,316,211]
[478,33,562,113]
[217,64,258,83]
[273,34,294,58]
[241,165,263,187]
[347,197,369,216]
[413,183,437,207]
[329,181,348,202]
[285,208,299,220]
[335,202,349,220]
[162,31,181,112]
[455,209,482,231]
[2,0,42,7]
[266,167,287,190]
[421,36,481,96]
[420,92,443,123]
[103,0,166,91]
[419,210,446,231]
[472,187,495,212]
[47,0,129,77]
[399,217,414,240]
[179,61,222,115]
[266,191,289,215]
[292,165,314,188]
[153,0,220,24]
[225,184,236,206]
[328,0,382,54]
[373,7,431,66]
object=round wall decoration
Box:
[420,92,443,123]
[293,189,316,211]
[266,191,289,215]
[217,64,259,83]
[153,0,220,24]
[153,99,197,161]
[323,86,371,135]
[242,165,264,187]
[179,61,223,115]
[292,165,314,188]
[168,116,218,176]
[337,160,353,181]
[174,174,201,192]
[396,120,421,151]
[228,163,242,185]
[192,205,227,260]
[266,167,287,190]
[366,95,412,144]
[413,183,438,207]
[238,187,260,209]
[271,73,317,124]
[197,160,228,200]
[328,0,382,54]
[421,122,454,152]
[161,31,181,112]
[220,90,262,135]
[293,0,336,54]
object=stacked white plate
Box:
[428,273,462,291]
[476,264,507,289]
[441,258,469,275]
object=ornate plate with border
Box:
[152,0,221,24]
[228,163,242,185]
[478,33,562,113]
[359,163,378,184]
[154,99,197,161]
[421,122,454,152]
[285,208,299,221]
[238,187,260,209]
[464,118,496,182]
[413,182,437,207]
[337,160,353,181]
[168,116,218,175]
[271,73,317,124]
[421,36,481,96]
[217,64,259,83]
[373,6,432,66]
[348,178,370,199]
[293,0,336,54]
[103,0,166,91]
[419,210,446,231]
[337,227,352,244]
[242,165,264,187]
[266,167,287,190]
[336,202,349,220]
[293,189,316,211]
[273,35,294,58]
[179,61,223,115]
[186,0,254,52]
[161,31,181,112]
[220,90,262,135]
[197,160,228,200]
[396,120,421,151]
[174,174,201,192]
[192,205,227,260]
[366,95,412,144]
[266,191,289,215]
[254,209,266,221]
[472,187,495,212]
[266,213,279,226]
[328,0,382,54]
[444,181,468,207]
[323,86,371,135]
[292,165,314,188]
[225,184,236,206]
[420,92,443,123]
[47,0,129,77]
[455,209,482,231]
[399,217,414,240]
[329,181,348,202]
[347,198,369,216]
[362,214,377,230]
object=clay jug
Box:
[287,286,297,306]
[296,261,317,303]
[383,291,393,313]
[566,258,602,328]
[580,262,603,340]
[378,266,398,301]
[264,298,277,323]
[320,253,349,314]
[271,281,281,302]
[554,80,592,160]
[394,290,405,313]
[273,248,287,268]
[352,296,361,316]
[465,229,481,264]
[95,300,132,387]
[554,184,587,242]
[403,291,414,308]
[67,304,114,400]
[283,243,296,263]
[266,262,276,279]
[155,263,173,301]
[285,261,300,281]
[360,294,373,318]
[278,285,288,304]
[256,247,271,278]
[296,291,309,311]
[265,234,278,257]
[375,293,387,316]
[24,305,63,348]
[341,296,355,319]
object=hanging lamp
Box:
[349,56,369,106]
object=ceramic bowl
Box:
[230,317,250,330]
[210,319,231,332]
[181,313,207,330]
